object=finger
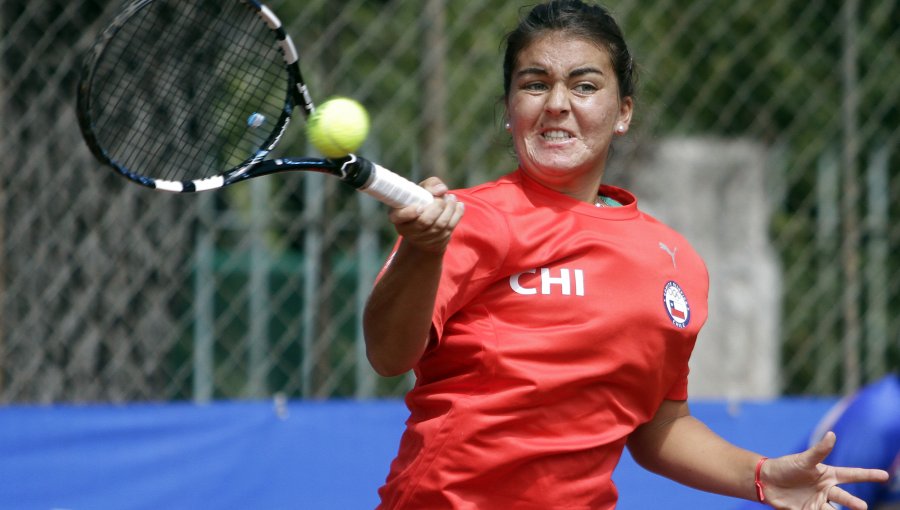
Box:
[392,196,456,241]
[389,203,428,225]
[803,431,837,467]
[431,194,460,230]
[413,196,454,230]
[407,206,458,251]
[448,200,465,228]
[827,485,869,510]
[833,466,890,485]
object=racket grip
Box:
[349,159,434,208]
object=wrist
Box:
[755,457,768,503]
[397,233,453,257]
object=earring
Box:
[505,122,511,131]
[615,124,626,134]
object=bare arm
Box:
[362,177,464,377]
[627,399,761,500]
[627,399,889,509]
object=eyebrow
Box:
[515,66,605,80]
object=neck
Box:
[516,166,608,204]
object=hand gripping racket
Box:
[76,0,434,208]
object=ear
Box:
[502,101,512,131]
[616,96,634,133]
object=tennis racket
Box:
[76,0,433,208]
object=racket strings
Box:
[88,0,289,183]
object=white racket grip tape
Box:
[360,164,434,208]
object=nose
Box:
[545,83,570,115]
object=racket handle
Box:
[343,157,434,208]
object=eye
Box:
[573,82,598,95]
[522,81,549,92]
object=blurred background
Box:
[1,0,898,405]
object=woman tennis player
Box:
[363,1,889,508]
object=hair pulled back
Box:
[502,0,636,100]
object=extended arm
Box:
[627,399,761,501]
[362,177,464,377]
[627,399,889,509]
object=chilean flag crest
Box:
[663,281,691,328]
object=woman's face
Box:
[506,32,632,200]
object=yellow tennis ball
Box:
[306,97,370,159]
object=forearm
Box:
[363,178,464,376]
[627,406,762,501]
[362,240,443,376]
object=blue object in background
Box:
[0,397,844,510]
[733,375,900,510]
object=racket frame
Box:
[76,0,433,207]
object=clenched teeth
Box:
[542,130,572,141]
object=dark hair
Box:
[502,0,636,100]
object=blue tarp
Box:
[0,398,837,510]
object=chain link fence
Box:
[1,0,897,403]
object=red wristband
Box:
[755,457,768,502]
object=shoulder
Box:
[454,171,525,208]
[438,172,523,267]
[449,171,524,233]
[612,199,706,269]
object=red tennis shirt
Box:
[377,169,709,509]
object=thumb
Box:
[419,177,449,197]
[803,430,836,467]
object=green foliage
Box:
[616,0,900,393]
[260,0,900,396]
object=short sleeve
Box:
[664,365,690,401]
[430,196,510,345]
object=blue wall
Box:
[0,398,837,510]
